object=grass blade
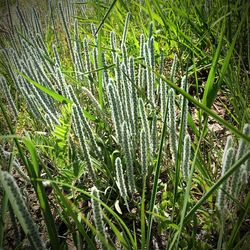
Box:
[201,18,225,110]
[94,0,118,36]
[207,9,246,109]
[18,72,72,104]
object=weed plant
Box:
[0,0,250,249]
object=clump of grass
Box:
[0,1,250,250]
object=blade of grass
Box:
[205,8,246,110]
[248,4,250,72]
[18,71,72,104]
[145,0,153,21]
[103,213,129,249]
[201,18,225,111]
[121,12,131,45]
[94,0,118,36]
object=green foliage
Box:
[51,103,72,161]
[0,0,250,249]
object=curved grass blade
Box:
[205,10,246,109]
[18,71,72,104]
[103,213,129,249]
[141,178,146,250]
[94,0,118,36]
[201,19,225,110]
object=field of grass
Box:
[0,0,250,249]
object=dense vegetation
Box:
[0,0,249,249]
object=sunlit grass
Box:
[0,0,249,249]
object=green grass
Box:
[0,0,250,249]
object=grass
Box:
[0,0,250,249]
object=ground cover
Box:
[0,0,249,249]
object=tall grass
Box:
[0,0,249,249]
